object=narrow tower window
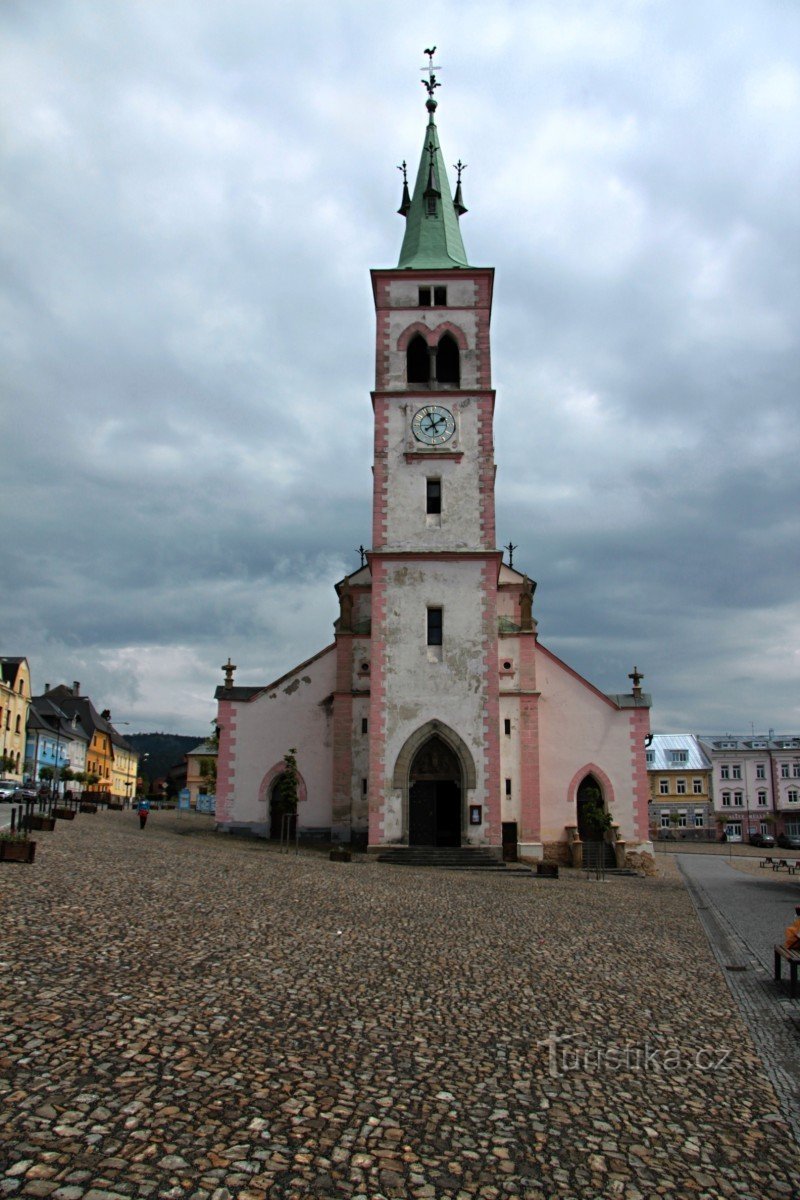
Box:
[436,333,460,386]
[434,286,447,306]
[426,478,441,514]
[418,287,432,306]
[407,333,430,385]
[427,608,443,646]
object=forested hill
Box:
[127,732,203,782]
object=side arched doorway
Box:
[576,773,605,839]
[408,736,462,847]
[268,774,294,840]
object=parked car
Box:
[12,787,36,802]
[749,832,776,848]
[777,833,800,850]
[0,780,18,797]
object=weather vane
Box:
[421,46,441,99]
[453,159,467,184]
[356,545,367,567]
[504,542,517,568]
[397,160,408,185]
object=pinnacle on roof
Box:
[396,50,469,270]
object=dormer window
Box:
[426,195,437,216]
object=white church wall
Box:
[536,647,637,842]
[224,647,336,835]
[379,558,490,840]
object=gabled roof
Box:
[27,696,89,744]
[41,687,134,755]
[1,657,28,690]
[187,740,218,757]
[647,734,710,771]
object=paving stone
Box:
[0,813,798,1198]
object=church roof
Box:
[397,65,469,270]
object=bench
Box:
[760,857,774,867]
[774,944,800,997]
[772,859,799,874]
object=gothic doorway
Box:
[408,736,462,846]
[268,774,295,841]
[576,774,604,838]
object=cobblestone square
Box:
[1,813,797,1199]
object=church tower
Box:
[364,57,501,848]
[215,55,652,867]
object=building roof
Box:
[396,91,469,270]
[698,734,800,752]
[647,734,711,771]
[41,686,135,755]
[187,740,218,757]
[0,657,28,690]
[27,696,89,744]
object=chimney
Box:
[73,681,80,695]
[45,683,50,692]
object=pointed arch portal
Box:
[393,721,476,846]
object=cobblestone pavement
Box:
[1,813,798,1200]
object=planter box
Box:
[107,802,124,811]
[28,814,56,832]
[53,807,76,820]
[536,862,559,879]
[79,803,98,814]
[329,847,352,863]
[0,840,36,863]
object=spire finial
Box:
[453,159,468,217]
[628,666,644,697]
[421,46,441,116]
[396,160,411,217]
[222,657,237,689]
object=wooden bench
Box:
[772,859,799,874]
[774,944,800,997]
[760,857,774,867]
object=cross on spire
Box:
[628,666,644,695]
[504,541,517,569]
[356,545,367,567]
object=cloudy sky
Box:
[2,0,798,737]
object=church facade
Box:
[215,70,653,864]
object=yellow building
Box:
[111,735,139,806]
[186,739,217,808]
[646,734,713,839]
[1,657,31,781]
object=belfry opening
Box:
[408,735,462,846]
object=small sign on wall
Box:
[469,804,482,826]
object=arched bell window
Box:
[435,333,460,386]
[406,333,430,385]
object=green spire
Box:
[397,56,469,270]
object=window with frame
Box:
[659,779,669,795]
[426,478,442,515]
[669,750,688,764]
[677,812,687,828]
[692,779,703,794]
[646,750,654,765]
[694,812,704,827]
[793,764,800,778]
[731,764,741,779]
[757,790,767,806]
[676,779,686,795]
[720,765,730,779]
[660,812,670,829]
[756,764,765,779]
[722,790,731,805]
[733,791,743,807]
[788,789,799,803]
[427,608,443,646]
[781,763,790,778]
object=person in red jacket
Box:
[137,797,150,830]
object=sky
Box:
[2,0,799,738]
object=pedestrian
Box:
[137,797,150,830]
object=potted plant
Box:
[0,832,36,863]
[27,812,56,832]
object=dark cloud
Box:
[1,1,798,734]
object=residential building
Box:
[41,683,138,802]
[698,734,800,842]
[0,657,31,781]
[26,695,89,795]
[646,735,712,839]
[186,740,217,808]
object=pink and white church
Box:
[214,68,653,865]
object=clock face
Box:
[411,405,456,446]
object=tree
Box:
[199,757,217,788]
[278,748,299,813]
[580,790,612,839]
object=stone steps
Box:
[377,846,513,870]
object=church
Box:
[214,62,653,865]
